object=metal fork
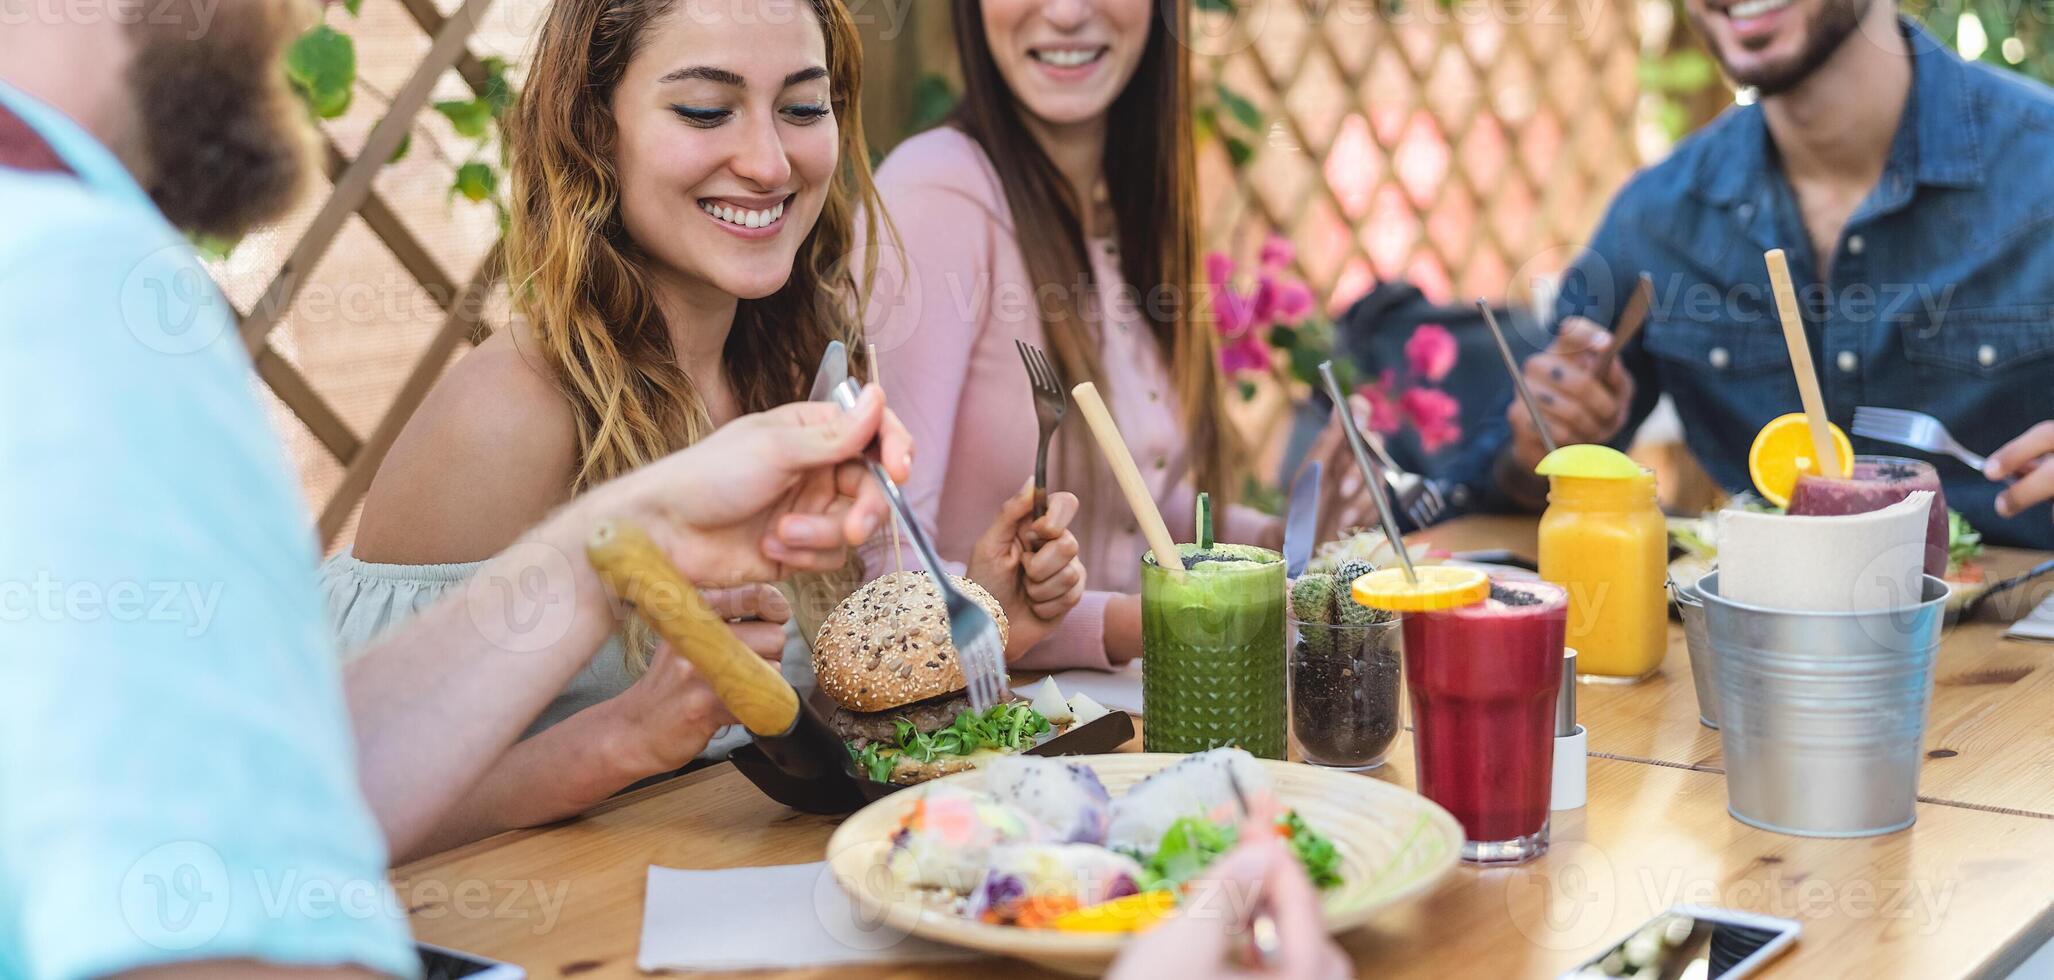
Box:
[1363,427,1447,528]
[1332,388,1444,528]
[1852,406,1990,472]
[825,377,1008,710]
[1015,340,1068,520]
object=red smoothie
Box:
[1402,579,1567,864]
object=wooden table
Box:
[398,516,2054,979]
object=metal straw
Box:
[1477,300,1556,455]
[1317,361,1418,585]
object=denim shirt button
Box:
[1979,344,1998,367]
[1709,347,1731,369]
[1847,235,1866,256]
[1837,350,1859,373]
[1737,203,1755,220]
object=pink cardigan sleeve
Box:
[856,146,1114,673]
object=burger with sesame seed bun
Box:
[819,571,1099,785]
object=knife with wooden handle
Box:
[587,521,799,735]
[1592,272,1653,378]
[585,521,858,802]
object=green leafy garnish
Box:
[844,702,1052,782]
[1129,812,1345,892]
[1133,816,1240,892]
[1949,508,1984,571]
[1282,811,1343,888]
[848,742,895,783]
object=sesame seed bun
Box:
[813,571,1009,713]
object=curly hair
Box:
[504,0,883,671]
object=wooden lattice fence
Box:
[218,0,1651,541]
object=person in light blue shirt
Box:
[0,7,911,977]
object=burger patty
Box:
[832,691,973,746]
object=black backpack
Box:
[1277,280,1541,528]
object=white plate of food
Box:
[824,748,1463,975]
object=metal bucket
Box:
[1696,572,1949,838]
[1671,580,1718,729]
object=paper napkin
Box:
[1718,492,1934,612]
[638,863,975,972]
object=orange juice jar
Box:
[1535,446,1666,683]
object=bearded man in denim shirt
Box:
[1494,0,2054,549]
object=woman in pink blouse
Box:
[862,0,1365,671]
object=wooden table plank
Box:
[1411,516,2054,817]
[397,740,2054,979]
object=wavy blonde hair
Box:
[506,0,882,671]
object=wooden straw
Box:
[1764,250,1844,479]
[1072,382,1184,577]
[1593,273,1654,378]
[869,341,904,574]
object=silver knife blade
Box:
[1284,460,1321,578]
[808,340,848,403]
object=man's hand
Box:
[574,384,913,587]
[968,481,1088,661]
[1507,316,1634,471]
[1987,421,2054,519]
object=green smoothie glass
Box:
[1141,543,1288,758]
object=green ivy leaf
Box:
[1193,104,1219,143]
[482,56,516,117]
[284,24,355,120]
[453,162,497,202]
[1195,0,1236,11]
[341,0,363,15]
[435,98,494,140]
[1289,344,1327,389]
[1269,323,1301,351]
[910,73,958,132]
[1637,50,1717,94]
[1224,135,1255,169]
[1237,379,1257,400]
[387,130,411,164]
[188,231,240,262]
[1215,83,1262,131]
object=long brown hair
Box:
[507,0,880,495]
[947,0,1229,499]
[506,0,882,669]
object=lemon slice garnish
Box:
[1350,565,1490,613]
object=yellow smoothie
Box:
[1535,447,1667,682]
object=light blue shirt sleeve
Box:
[0,177,417,976]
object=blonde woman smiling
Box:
[324,0,1083,858]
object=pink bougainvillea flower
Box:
[1402,386,1464,453]
[1357,370,1403,435]
[1274,281,1315,323]
[1219,333,1273,376]
[1204,250,1236,288]
[1214,285,1256,340]
[1405,323,1459,383]
[1259,234,1295,272]
[1249,275,1280,330]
